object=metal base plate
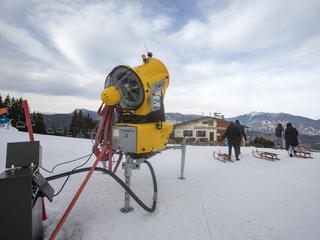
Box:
[120,206,134,213]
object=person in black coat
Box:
[222,121,242,160]
[235,119,247,153]
[285,122,299,157]
[274,123,284,148]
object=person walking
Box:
[222,121,242,160]
[235,120,247,154]
[284,122,299,157]
[274,123,284,148]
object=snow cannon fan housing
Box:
[101,54,173,157]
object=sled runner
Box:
[213,151,233,163]
[252,150,279,161]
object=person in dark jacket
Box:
[235,120,247,154]
[285,122,299,157]
[274,123,284,148]
[222,121,242,160]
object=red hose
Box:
[49,105,114,239]
[49,145,108,240]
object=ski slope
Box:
[1,128,320,240]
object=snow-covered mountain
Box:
[229,112,320,135]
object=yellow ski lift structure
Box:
[56,127,64,135]
[66,131,72,137]
[76,131,85,138]
[16,115,26,129]
[46,128,54,135]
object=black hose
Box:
[45,160,157,212]
[40,153,92,174]
[53,154,93,197]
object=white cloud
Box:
[0,20,55,64]
[0,0,320,119]
[35,1,171,72]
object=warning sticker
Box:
[150,79,165,93]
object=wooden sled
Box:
[252,150,279,161]
[309,149,320,153]
[213,151,233,163]
[293,150,313,159]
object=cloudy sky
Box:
[0,0,319,119]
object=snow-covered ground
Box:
[1,128,320,240]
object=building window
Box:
[208,120,214,126]
[202,121,208,124]
[196,131,206,137]
[183,130,193,137]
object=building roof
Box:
[173,116,228,127]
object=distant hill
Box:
[43,110,320,136]
[43,113,73,129]
[165,113,202,124]
[41,110,320,149]
[43,109,99,129]
[229,112,320,136]
[43,110,203,128]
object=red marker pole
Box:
[22,100,34,142]
[23,100,48,220]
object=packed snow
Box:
[1,127,320,240]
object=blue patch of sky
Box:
[139,0,204,31]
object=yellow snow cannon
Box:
[100,53,173,157]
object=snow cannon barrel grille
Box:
[103,66,144,109]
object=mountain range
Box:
[228,112,320,136]
[44,110,320,135]
[42,110,320,149]
[43,109,98,129]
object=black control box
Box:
[0,168,43,240]
[6,141,42,168]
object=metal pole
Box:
[6,120,10,129]
[102,160,107,169]
[178,138,186,180]
[120,155,134,213]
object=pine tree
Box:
[0,95,4,108]
[32,112,46,134]
[4,95,11,107]
[68,110,98,138]
[9,97,26,131]
[1,94,56,134]
[69,110,78,136]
